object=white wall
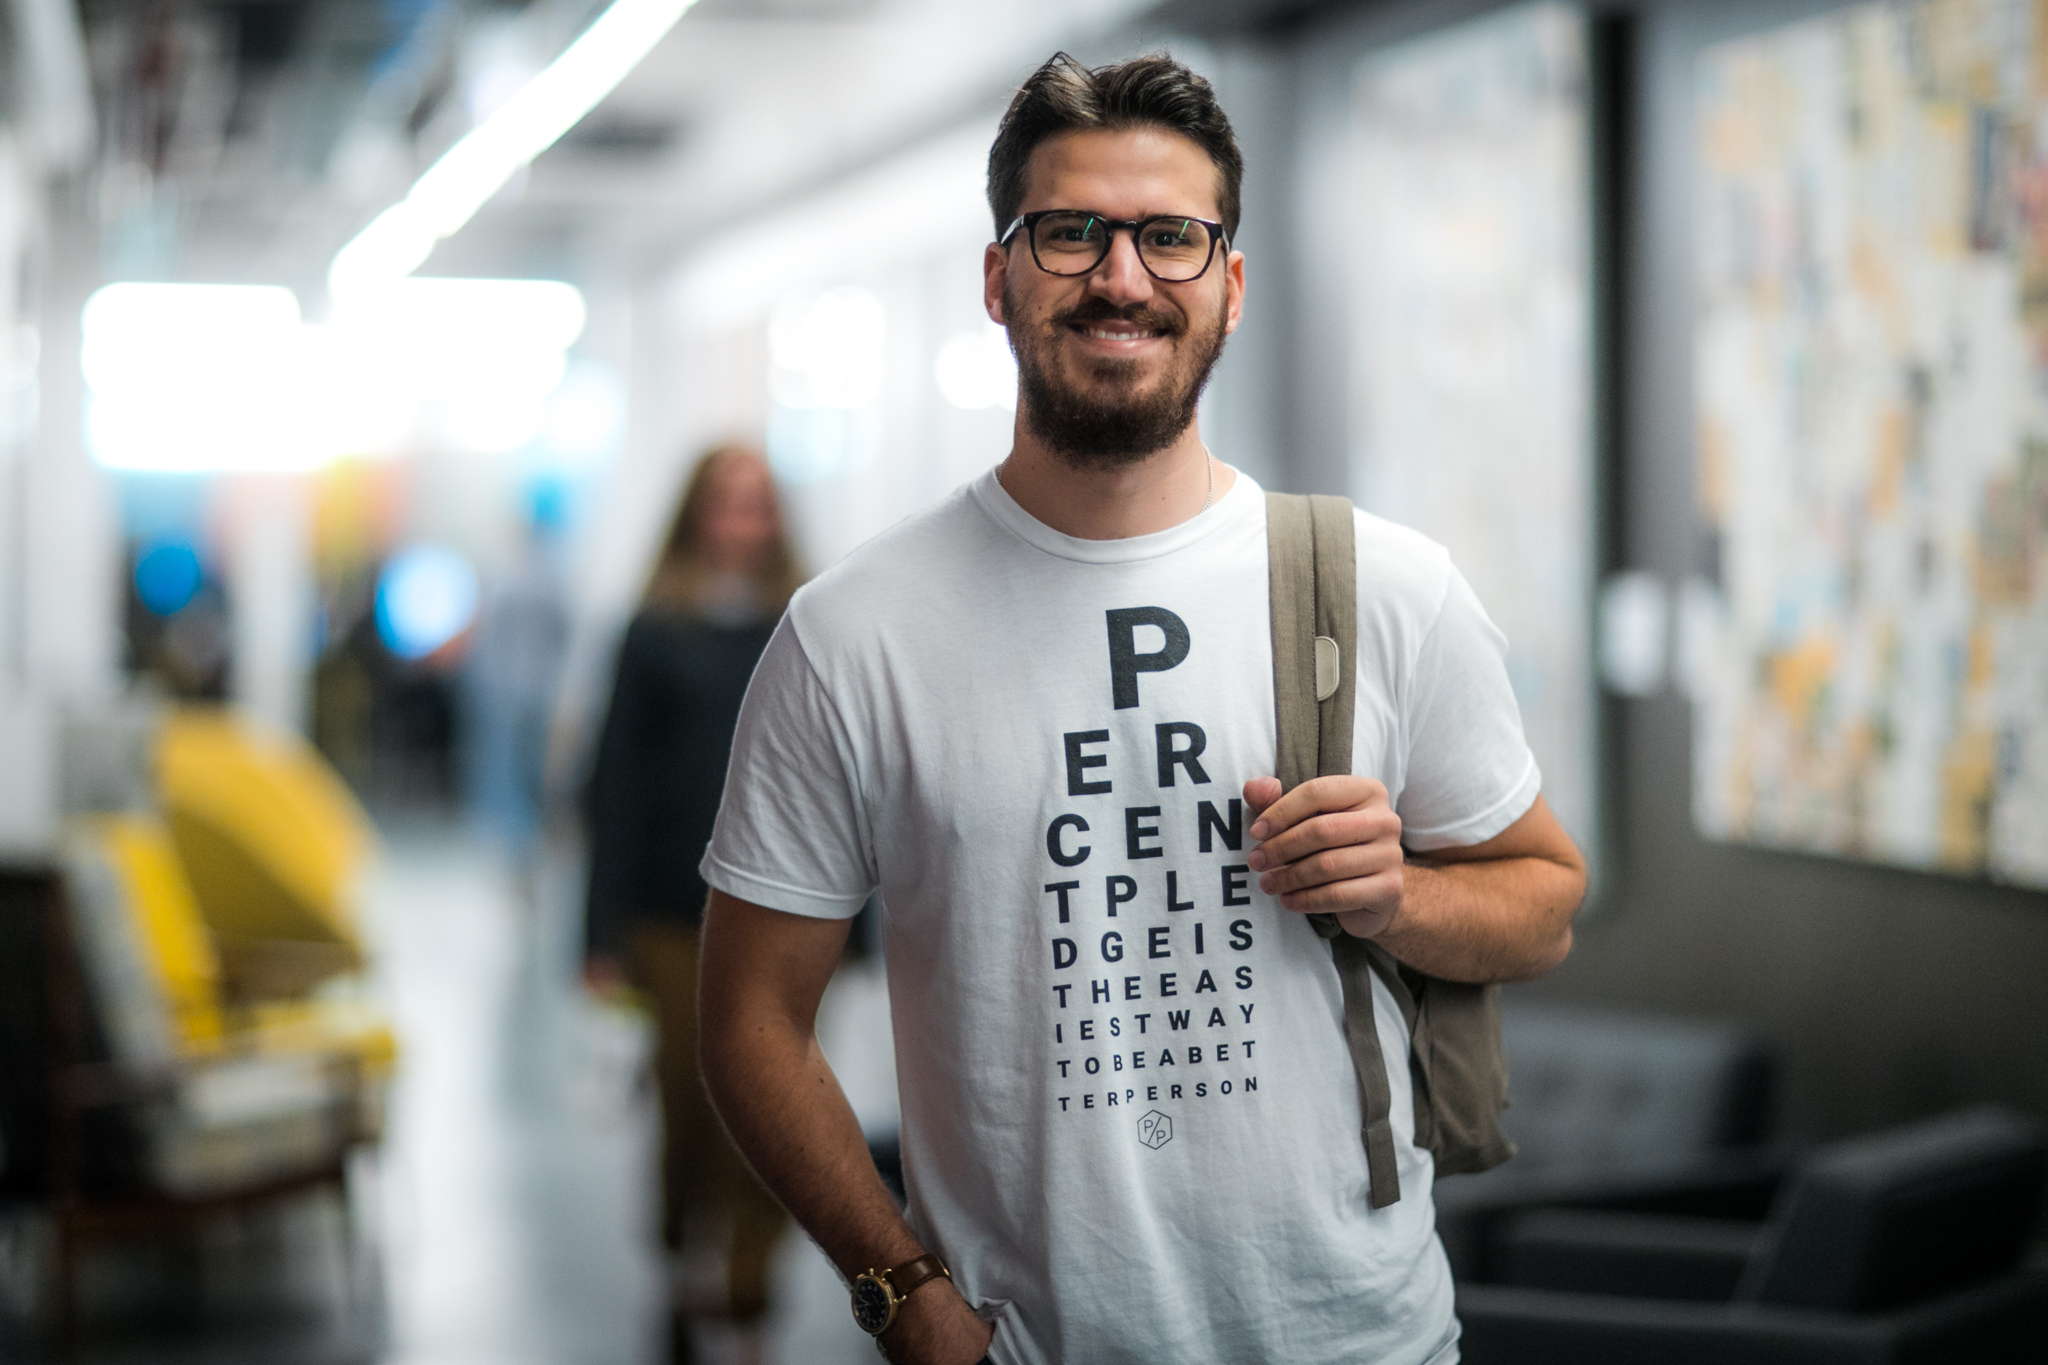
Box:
[223,477,314,735]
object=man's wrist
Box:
[854,1248,958,1340]
[1336,897,1400,941]
[1343,859,1435,942]
[871,1271,943,1341]
[871,1275,993,1365]
[836,1226,929,1286]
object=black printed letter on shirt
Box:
[1064,731,1112,795]
[1198,799,1242,852]
[1126,807,1164,859]
[1106,607,1191,710]
[1155,723,1210,787]
[1047,815,1091,867]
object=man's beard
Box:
[1007,290,1228,468]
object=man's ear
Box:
[984,241,1009,325]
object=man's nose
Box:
[1087,227,1155,305]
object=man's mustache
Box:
[1050,299,1185,335]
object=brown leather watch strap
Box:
[885,1252,950,1302]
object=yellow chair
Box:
[63,814,227,1065]
[154,708,374,997]
[59,813,396,1195]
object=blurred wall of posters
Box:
[1344,3,1597,860]
[1694,0,2048,886]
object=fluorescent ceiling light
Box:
[330,0,698,297]
[82,284,302,396]
[81,279,589,471]
[80,285,316,473]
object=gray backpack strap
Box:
[1266,492,1402,1208]
[1332,936,1403,1207]
[1266,493,1359,783]
[1266,493,1320,793]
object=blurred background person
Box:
[582,444,803,1364]
[462,506,572,856]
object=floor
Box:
[0,828,893,1365]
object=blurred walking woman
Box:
[584,445,800,1361]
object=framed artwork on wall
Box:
[1693,0,2048,887]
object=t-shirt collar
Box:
[970,459,1263,565]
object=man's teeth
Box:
[1081,326,1158,340]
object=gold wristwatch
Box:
[849,1252,950,1336]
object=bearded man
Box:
[697,52,1585,1365]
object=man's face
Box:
[985,126,1245,466]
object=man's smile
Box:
[1061,313,1179,357]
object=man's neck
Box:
[997,417,1237,540]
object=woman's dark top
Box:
[584,608,776,955]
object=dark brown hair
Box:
[987,52,1244,243]
[642,444,803,616]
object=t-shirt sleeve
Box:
[1395,564,1542,851]
[698,615,876,919]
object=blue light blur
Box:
[526,473,572,533]
[376,544,480,660]
[134,540,203,616]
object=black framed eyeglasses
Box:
[999,210,1229,282]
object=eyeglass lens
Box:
[1030,213,1217,281]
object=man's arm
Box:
[1243,777,1582,983]
[697,889,994,1365]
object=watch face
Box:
[850,1275,894,1334]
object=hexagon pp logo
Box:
[1137,1110,1173,1150]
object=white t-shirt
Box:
[702,467,1538,1365]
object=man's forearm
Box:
[1345,853,1578,983]
[698,893,992,1365]
[700,1000,922,1280]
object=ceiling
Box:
[63,0,1188,303]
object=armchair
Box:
[1456,1106,2048,1363]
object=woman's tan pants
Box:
[629,922,788,1321]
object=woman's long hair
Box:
[641,444,803,616]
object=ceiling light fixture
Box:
[80,279,587,471]
[329,0,698,298]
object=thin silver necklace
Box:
[998,450,1215,515]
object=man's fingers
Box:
[1258,806,1402,865]
[1277,867,1404,918]
[1243,775,1283,818]
[1258,840,1401,897]
[1246,774,1390,841]
[1248,805,1401,873]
